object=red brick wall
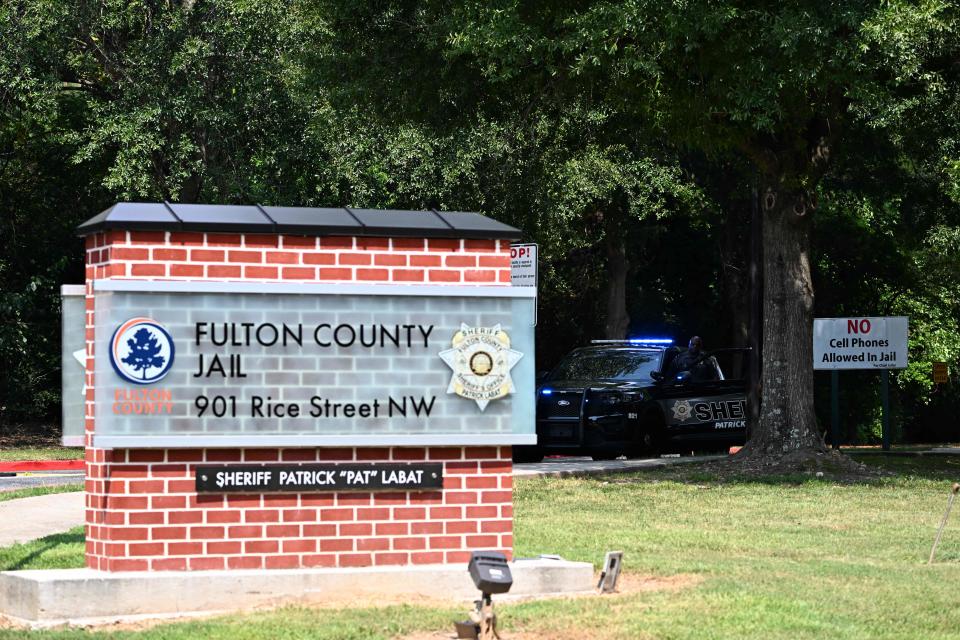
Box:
[84,230,514,571]
[86,231,510,283]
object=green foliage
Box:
[547,144,703,234]
[0,0,107,421]
[0,0,959,443]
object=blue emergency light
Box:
[628,338,673,345]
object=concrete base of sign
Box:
[0,558,594,626]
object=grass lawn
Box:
[0,527,84,572]
[0,447,83,462]
[0,483,84,503]
[3,456,960,639]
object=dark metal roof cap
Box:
[77,202,522,240]
[262,207,359,235]
[437,210,521,237]
[169,203,268,232]
[349,208,450,236]
[76,203,176,234]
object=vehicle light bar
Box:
[590,338,673,345]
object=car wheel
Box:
[512,447,544,463]
[590,452,619,461]
[629,414,663,458]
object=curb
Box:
[0,461,85,473]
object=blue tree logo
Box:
[122,327,166,380]
[110,318,175,385]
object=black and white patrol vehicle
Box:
[514,340,749,462]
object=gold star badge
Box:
[438,324,524,411]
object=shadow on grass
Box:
[848,453,960,481]
[0,529,85,571]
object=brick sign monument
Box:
[73,203,535,572]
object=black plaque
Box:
[195,463,443,493]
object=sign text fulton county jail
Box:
[191,321,436,419]
[99,290,532,442]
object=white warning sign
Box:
[813,317,909,370]
[510,243,537,288]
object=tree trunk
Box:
[743,183,825,457]
[603,229,630,339]
[719,204,750,375]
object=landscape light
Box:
[596,551,624,593]
[455,551,513,640]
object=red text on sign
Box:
[847,319,872,334]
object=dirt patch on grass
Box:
[611,448,889,485]
[51,593,461,633]
[0,614,25,630]
[614,572,702,594]
[726,447,886,482]
[24,571,701,635]
[402,631,581,640]
[399,572,702,640]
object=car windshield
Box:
[549,350,660,382]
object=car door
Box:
[656,349,748,435]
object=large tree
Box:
[316,0,959,465]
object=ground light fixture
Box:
[596,551,624,593]
[455,551,513,639]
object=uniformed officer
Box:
[669,336,704,375]
[667,336,718,381]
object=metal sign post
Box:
[881,369,891,451]
[831,370,840,449]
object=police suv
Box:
[514,340,749,462]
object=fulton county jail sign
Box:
[93,280,536,448]
[813,317,909,370]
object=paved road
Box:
[0,470,84,491]
[0,491,84,547]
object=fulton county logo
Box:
[109,318,175,385]
[438,324,523,411]
[671,400,694,423]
